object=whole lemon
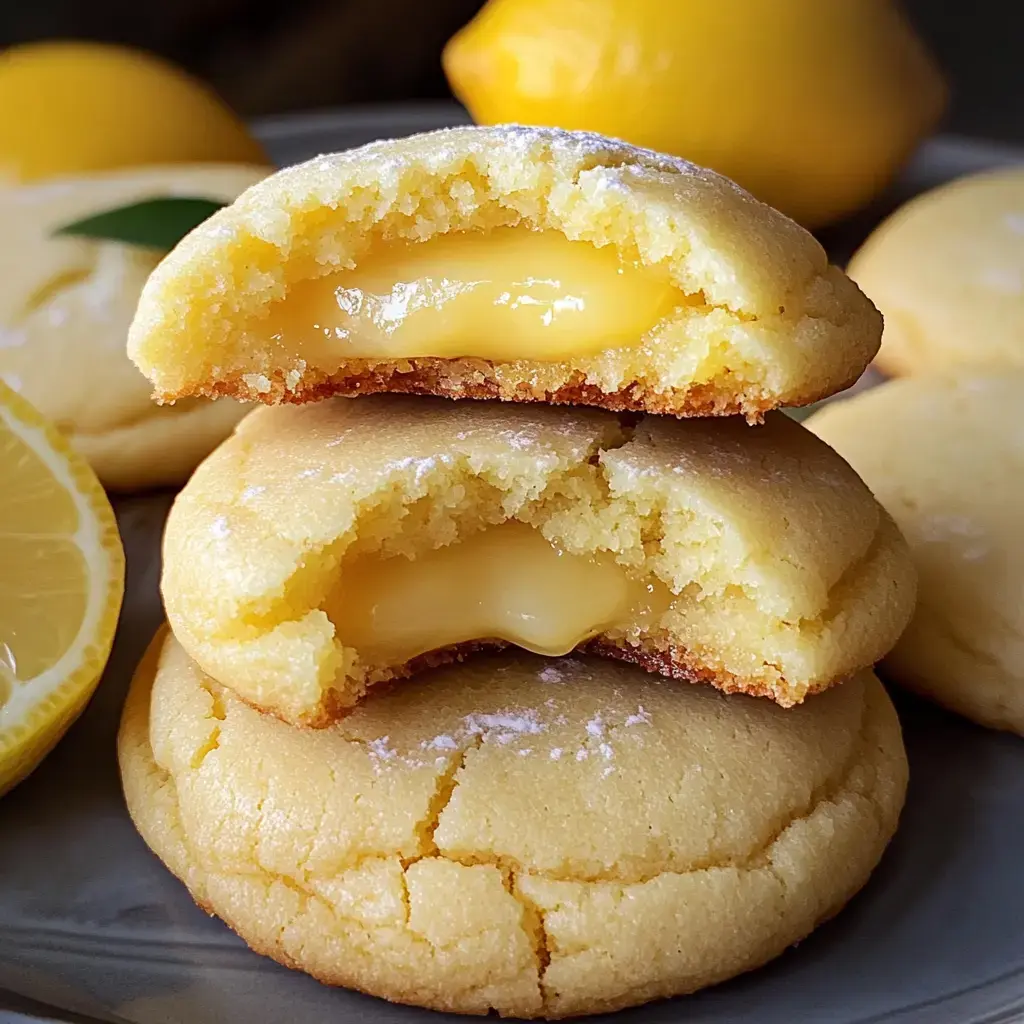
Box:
[0,41,267,182]
[444,0,946,227]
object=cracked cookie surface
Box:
[808,372,1024,735]
[162,394,916,725]
[119,631,907,1018]
[127,125,881,420]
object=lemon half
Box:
[0,382,124,795]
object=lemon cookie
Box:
[0,164,265,490]
[119,633,907,1018]
[128,125,881,420]
[161,395,915,725]
[849,167,1024,377]
[808,372,1024,735]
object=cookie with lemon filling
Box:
[129,125,881,420]
[120,633,907,1019]
[161,395,915,726]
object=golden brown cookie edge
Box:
[155,356,857,423]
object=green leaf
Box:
[53,196,226,250]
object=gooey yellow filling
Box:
[267,227,680,361]
[325,522,671,664]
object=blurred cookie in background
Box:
[0,164,265,490]
[0,42,270,490]
[850,168,1024,376]
[808,372,1024,736]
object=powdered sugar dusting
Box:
[388,453,455,486]
[538,666,564,684]
[625,706,652,727]
[0,326,26,349]
[368,736,397,762]
[368,732,459,774]
[210,515,230,540]
[291,124,716,195]
[363,679,656,777]
[242,373,272,394]
[422,734,458,751]
[365,703,553,774]
[553,702,654,776]
[463,710,545,741]
[497,427,547,451]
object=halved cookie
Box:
[120,632,907,1019]
[129,125,881,420]
[162,395,916,725]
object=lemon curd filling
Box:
[325,522,671,664]
[266,227,680,361]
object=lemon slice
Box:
[0,381,124,795]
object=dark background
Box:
[0,1,1020,142]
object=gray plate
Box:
[1,104,1024,1024]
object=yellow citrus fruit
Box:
[0,41,267,182]
[444,0,947,228]
[0,381,124,796]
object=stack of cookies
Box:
[119,127,917,1018]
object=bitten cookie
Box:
[161,394,916,725]
[128,125,881,420]
[808,372,1024,735]
[119,632,907,1019]
[0,164,265,490]
[849,167,1024,377]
